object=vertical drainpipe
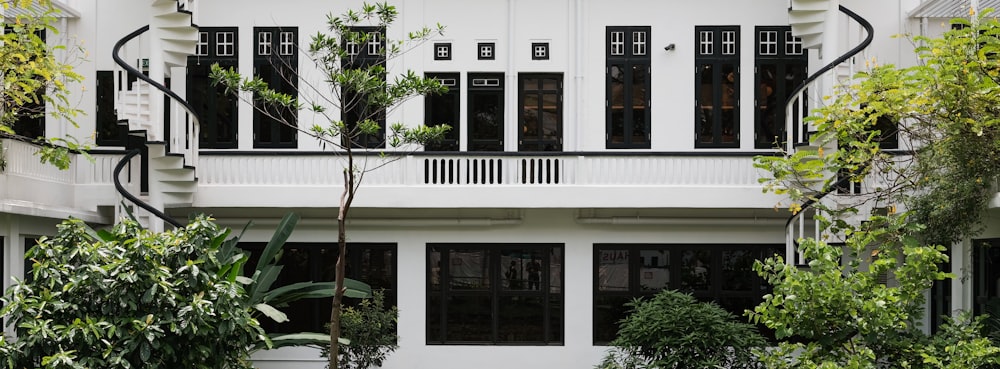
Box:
[972,0,980,24]
[507,0,516,152]
[574,0,583,152]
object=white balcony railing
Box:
[197,153,767,188]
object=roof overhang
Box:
[909,0,1000,18]
[3,0,80,20]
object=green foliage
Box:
[326,290,399,369]
[755,13,1000,246]
[598,289,766,369]
[0,216,266,368]
[0,0,87,166]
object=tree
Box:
[210,3,447,368]
[598,289,766,369]
[751,11,1000,368]
[0,216,267,368]
[0,0,86,169]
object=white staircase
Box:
[113,0,200,231]
[788,0,832,49]
[783,4,873,266]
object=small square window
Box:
[217,31,235,56]
[722,31,737,55]
[258,31,272,56]
[759,30,777,55]
[280,31,295,56]
[478,42,495,60]
[610,31,625,55]
[785,31,803,55]
[367,31,382,55]
[346,41,359,56]
[434,42,452,60]
[632,31,646,56]
[195,32,209,56]
[532,42,549,60]
[699,31,713,55]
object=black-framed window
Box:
[532,43,549,60]
[9,28,45,139]
[424,73,459,151]
[468,73,504,151]
[427,243,564,345]
[593,244,780,344]
[755,26,807,149]
[342,27,386,148]
[434,43,452,61]
[478,42,496,60]
[188,27,238,149]
[253,27,298,148]
[696,26,740,148]
[96,70,125,146]
[518,73,562,151]
[606,26,651,149]
[241,242,397,334]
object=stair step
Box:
[790,0,830,12]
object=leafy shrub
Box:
[0,216,266,368]
[598,289,766,369]
[322,290,399,369]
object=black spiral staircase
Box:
[784,2,873,266]
[111,0,200,230]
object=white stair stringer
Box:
[151,0,198,68]
[789,0,832,49]
[147,143,196,208]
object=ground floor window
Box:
[427,243,563,345]
[593,244,780,344]
[240,242,396,334]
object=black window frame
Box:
[695,26,741,148]
[427,243,564,345]
[518,73,563,151]
[593,243,781,344]
[253,27,299,149]
[754,26,807,149]
[9,28,45,139]
[606,26,651,149]
[478,42,496,60]
[240,242,397,334]
[424,73,460,151]
[434,43,452,61]
[341,26,386,149]
[96,70,126,146]
[188,27,239,149]
[467,72,505,152]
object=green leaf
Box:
[254,303,289,323]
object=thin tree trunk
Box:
[330,153,356,369]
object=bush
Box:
[0,216,266,368]
[598,289,766,369]
[322,290,399,369]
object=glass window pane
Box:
[630,62,648,145]
[698,64,715,143]
[722,249,755,291]
[721,64,737,143]
[469,92,503,151]
[548,293,563,342]
[522,94,539,138]
[498,296,545,342]
[598,249,629,291]
[428,295,443,342]
[609,65,626,143]
[757,64,779,147]
[549,247,562,293]
[639,249,669,291]
[680,249,711,291]
[542,78,558,90]
[594,295,631,343]
[445,295,492,342]
[449,249,490,290]
[429,248,442,291]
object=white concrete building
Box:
[0,0,993,368]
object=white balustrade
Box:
[198,153,766,188]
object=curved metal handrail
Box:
[784,6,874,258]
[111,23,201,229]
[112,25,201,125]
[113,150,183,228]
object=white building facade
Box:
[1,0,992,368]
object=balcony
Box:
[195,152,781,210]
[0,138,122,223]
